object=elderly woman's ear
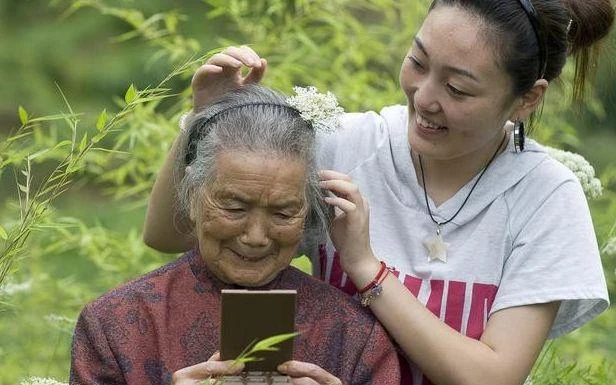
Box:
[189,196,199,223]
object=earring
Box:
[513,120,525,152]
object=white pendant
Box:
[423,228,449,263]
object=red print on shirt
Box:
[318,245,498,339]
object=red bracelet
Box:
[358,261,388,294]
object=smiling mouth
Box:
[416,113,447,131]
[231,250,269,262]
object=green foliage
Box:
[529,343,615,385]
[1,0,615,384]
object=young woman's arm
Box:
[372,271,558,385]
[320,169,560,385]
[143,136,195,252]
[143,47,267,252]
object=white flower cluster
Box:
[602,236,616,257]
[286,86,344,132]
[545,146,603,199]
[20,377,67,385]
[0,279,32,296]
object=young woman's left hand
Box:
[319,170,381,282]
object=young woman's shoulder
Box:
[516,139,588,197]
[316,105,406,173]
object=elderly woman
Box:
[70,85,400,385]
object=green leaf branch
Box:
[201,331,300,385]
[0,56,202,289]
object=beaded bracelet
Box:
[358,261,390,307]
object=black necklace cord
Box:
[418,132,508,228]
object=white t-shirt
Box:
[307,104,609,383]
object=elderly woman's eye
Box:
[275,212,292,219]
[225,207,245,214]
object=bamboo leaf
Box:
[92,132,106,144]
[54,140,73,149]
[250,332,299,352]
[27,148,50,161]
[96,108,107,131]
[124,84,137,104]
[0,225,7,240]
[6,132,32,143]
[18,105,29,125]
[235,356,264,363]
[79,133,88,153]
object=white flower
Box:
[20,377,67,385]
[45,313,75,332]
[545,146,603,199]
[286,86,344,132]
[603,237,616,257]
[0,279,32,296]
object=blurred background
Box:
[1,0,615,383]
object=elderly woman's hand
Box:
[192,46,267,112]
[171,352,244,385]
[277,361,342,385]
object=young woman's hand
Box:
[171,352,244,385]
[192,46,267,112]
[319,170,381,285]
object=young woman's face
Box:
[192,151,308,287]
[400,6,519,161]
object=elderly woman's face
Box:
[191,150,308,287]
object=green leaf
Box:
[96,108,107,131]
[91,132,106,144]
[79,132,88,153]
[18,105,29,125]
[124,84,137,104]
[0,224,8,240]
[235,356,265,363]
[54,140,73,149]
[251,332,299,352]
[28,148,50,161]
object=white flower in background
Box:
[286,86,344,132]
[0,279,32,296]
[545,146,603,199]
[603,237,616,257]
[45,313,76,333]
[20,377,67,385]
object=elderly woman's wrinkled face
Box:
[191,150,308,287]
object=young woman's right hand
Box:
[192,46,267,112]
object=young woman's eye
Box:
[408,56,424,71]
[447,84,468,97]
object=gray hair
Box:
[176,84,330,240]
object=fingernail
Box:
[277,363,288,372]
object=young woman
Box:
[143,1,614,384]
